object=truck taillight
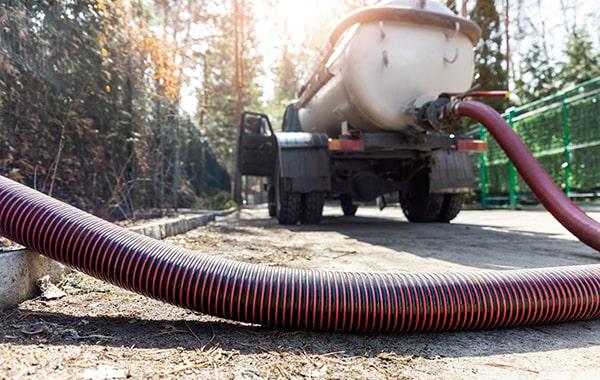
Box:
[328,139,365,152]
[457,139,488,152]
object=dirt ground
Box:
[2,205,600,379]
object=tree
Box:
[559,28,600,88]
[470,0,508,111]
[273,46,301,109]
[199,0,263,174]
[0,0,231,216]
[514,42,557,102]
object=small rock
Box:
[37,275,66,300]
[20,323,49,336]
[82,365,127,380]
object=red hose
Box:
[454,101,600,251]
[1,174,600,332]
[1,101,600,332]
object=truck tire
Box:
[268,204,277,217]
[277,190,301,225]
[275,173,301,225]
[301,192,325,225]
[340,195,358,216]
[267,184,277,217]
[436,193,465,222]
[400,170,444,223]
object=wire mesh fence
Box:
[475,77,600,208]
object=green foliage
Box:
[273,46,301,109]
[470,0,508,111]
[480,78,600,202]
[196,190,237,210]
[559,29,600,88]
[514,42,558,103]
[0,1,229,218]
[198,1,263,175]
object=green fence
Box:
[477,77,600,209]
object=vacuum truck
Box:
[237,0,489,225]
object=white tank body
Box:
[298,0,477,136]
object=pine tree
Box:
[199,0,263,173]
[470,0,508,111]
[559,28,600,88]
[514,42,557,102]
[273,46,301,108]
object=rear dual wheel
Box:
[437,193,465,223]
[275,174,324,225]
[301,192,325,225]
[277,191,325,225]
[400,170,465,223]
[267,183,277,217]
[275,175,302,225]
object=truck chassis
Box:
[237,107,484,225]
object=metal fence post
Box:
[507,110,518,209]
[561,95,572,196]
[479,125,489,208]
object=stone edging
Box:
[0,208,238,310]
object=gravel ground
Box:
[1,206,600,379]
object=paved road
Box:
[1,206,599,379]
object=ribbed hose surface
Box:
[1,174,600,332]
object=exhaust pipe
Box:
[1,101,600,332]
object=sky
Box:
[179,0,600,115]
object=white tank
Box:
[298,0,479,136]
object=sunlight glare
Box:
[275,0,321,44]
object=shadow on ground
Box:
[2,308,600,360]
[226,211,600,269]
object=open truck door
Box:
[237,112,277,177]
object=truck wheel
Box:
[436,193,465,222]
[400,170,444,223]
[275,174,301,225]
[268,204,277,217]
[340,195,358,216]
[267,184,277,217]
[301,192,325,225]
[277,190,301,225]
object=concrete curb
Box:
[0,208,238,310]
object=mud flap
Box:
[429,150,474,194]
[276,133,331,193]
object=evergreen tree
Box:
[273,46,301,108]
[559,28,600,88]
[470,0,508,111]
[514,42,557,103]
[199,0,263,173]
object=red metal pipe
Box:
[467,90,511,98]
[454,100,600,251]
